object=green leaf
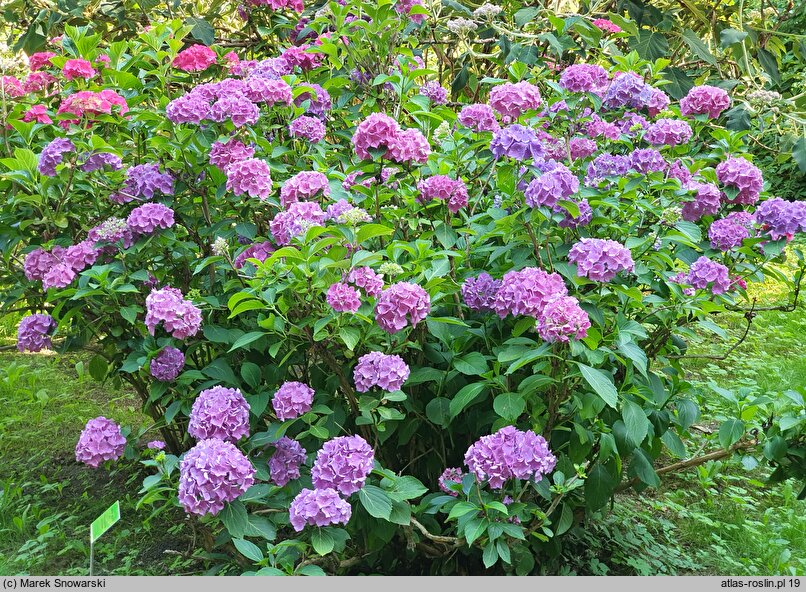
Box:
[453,352,488,375]
[629,449,660,487]
[88,355,107,381]
[622,400,650,446]
[720,28,748,48]
[577,364,618,408]
[514,6,539,26]
[339,326,360,351]
[241,362,262,389]
[482,542,498,568]
[233,538,264,563]
[493,393,526,420]
[585,464,616,511]
[119,305,140,325]
[718,418,745,449]
[186,17,215,45]
[358,485,392,520]
[244,515,277,541]
[389,500,412,525]
[448,501,479,520]
[763,436,787,461]
[425,397,451,426]
[681,28,716,65]
[555,503,573,535]
[793,137,806,174]
[676,399,700,430]
[356,224,394,243]
[228,331,266,352]
[310,529,335,555]
[757,48,780,84]
[449,382,487,419]
[631,30,669,60]
[617,342,648,378]
[221,500,249,539]
[387,476,428,501]
[662,67,694,100]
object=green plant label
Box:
[90,501,121,543]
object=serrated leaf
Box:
[493,393,525,420]
[221,500,249,539]
[629,449,660,487]
[449,382,487,419]
[585,464,616,511]
[453,352,488,375]
[310,529,335,555]
[577,364,618,408]
[358,485,392,520]
[681,28,716,65]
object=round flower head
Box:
[189,386,250,442]
[593,18,621,33]
[464,426,557,489]
[147,440,166,450]
[490,124,545,161]
[17,313,57,352]
[150,346,185,382]
[234,241,275,269]
[272,381,315,420]
[536,295,591,343]
[420,81,447,104]
[524,164,579,208]
[457,103,499,132]
[209,138,255,169]
[38,137,75,176]
[755,198,806,241]
[23,105,53,124]
[559,64,608,93]
[438,467,466,496]
[603,72,651,110]
[558,198,593,228]
[327,282,362,313]
[165,93,210,124]
[24,70,56,94]
[270,201,326,245]
[686,256,731,294]
[374,282,431,333]
[347,267,384,297]
[81,152,123,172]
[493,267,567,319]
[289,488,352,532]
[386,128,431,164]
[668,160,693,186]
[178,439,255,516]
[646,87,670,116]
[269,436,307,487]
[243,76,292,105]
[629,148,667,174]
[126,203,175,235]
[585,114,621,141]
[489,81,542,119]
[29,51,56,71]
[209,93,259,127]
[680,85,730,119]
[569,137,597,160]
[417,175,469,213]
[352,113,401,160]
[353,351,410,392]
[226,158,273,200]
[75,416,126,468]
[280,171,330,208]
[643,118,693,147]
[311,435,374,495]
[716,156,763,205]
[294,83,331,117]
[462,273,502,312]
[569,238,634,282]
[681,181,721,222]
[289,115,326,143]
[709,216,751,251]
[173,45,217,71]
[62,59,96,80]
[144,286,202,339]
[123,163,175,199]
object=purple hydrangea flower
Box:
[17,313,56,352]
[233,241,275,269]
[585,114,621,140]
[755,198,806,240]
[386,128,431,164]
[38,137,75,176]
[680,85,730,119]
[568,238,634,282]
[489,81,542,119]
[374,282,431,333]
[251,56,293,79]
[352,113,401,160]
[457,103,499,132]
[188,386,251,442]
[618,112,649,136]
[585,153,631,186]
[686,256,731,294]
[668,160,693,186]
[80,152,123,172]
[490,124,545,161]
[353,351,410,392]
[150,346,185,381]
[347,267,384,297]
[178,438,255,516]
[417,175,469,213]
[557,198,593,228]
[603,72,652,110]
[126,203,175,235]
[75,416,127,468]
[629,148,667,174]
[327,282,362,313]
[646,87,670,116]
[269,437,307,487]
[289,487,352,531]
[280,171,330,208]
[643,118,693,146]
[294,83,331,118]
[569,137,597,160]
[209,93,259,127]
[716,156,763,205]
[226,158,273,200]
[123,163,175,199]
[462,273,502,312]
[209,138,255,170]
[243,76,292,105]
[420,80,448,104]
[709,215,751,250]
[147,440,166,450]
[681,181,721,222]
[311,435,374,495]
[536,295,591,343]
[289,115,326,143]
[438,467,466,496]
[272,381,315,420]
[464,426,557,489]
[493,267,567,319]
[269,201,326,245]
[166,93,210,124]
[144,286,202,339]
[524,164,579,208]
[559,64,608,93]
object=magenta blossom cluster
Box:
[17,313,57,352]
[716,157,764,205]
[646,88,670,116]
[585,153,631,185]
[417,175,469,213]
[280,171,330,207]
[681,182,722,222]
[243,76,292,105]
[603,72,652,109]
[462,272,502,312]
[353,351,410,392]
[464,426,557,489]
[457,103,499,132]
[269,437,307,487]
[173,45,217,71]
[188,386,251,442]
[643,118,692,146]
[569,137,597,160]
[493,267,567,319]
[327,282,362,313]
[629,148,667,174]
[270,201,326,245]
[709,215,752,250]
[489,81,542,119]
[294,83,331,117]
[75,416,126,468]
[63,58,96,80]
[438,467,466,496]
[420,81,447,104]
[569,238,634,282]
[234,241,275,269]
[347,267,384,297]
[374,282,431,333]
[673,256,731,295]
[524,163,579,208]
[209,138,255,169]
[178,439,255,516]
[536,295,591,343]
[490,124,545,161]
[23,243,100,291]
[289,115,326,143]
[311,435,374,495]
[150,346,185,382]
[126,203,175,235]
[395,0,426,23]
[144,287,202,339]
[680,85,730,119]
[118,163,175,201]
[289,488,352,531]
[755,197,806,240]
[272,381,315,420]
[558,63,608,93]
[226,158,273,200]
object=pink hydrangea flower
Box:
[126,203,175,235]
[22,104,52,124]
[386,128,431,164]
[352,113,401,160]
[347,267,384,297]
[327,282,362,313]
[568,238,634,282]
[209,138,255,169]
[62,59,96,80]
[680,85,731,119]
[178,439,255,516]
[226,158,273,199]
[417,175,469,213]
[493,267,567,318]
[29,51,56,71]
[353,351,410,392]
[243,76,292,105]
[311,435,374,495]
[75,417,126,468]
[280,171,330,208]
[489,81,542,119]
[536,295,591,343]
[188,386,251,442]
[270,202,326,245]
[173,45,217,71]
[272,381,315,420]
[374,282,431,333]
[457,103,499,132]
[289,115,326,143]
[144,286,202,339]
[716,156,763,205]
[289,488,351,531]
[464,426,556,489]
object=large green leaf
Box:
[629,449,660,487]
[793,137,806,174]
[186,17,215,45]
[220,500,249,539]
[584,464,616,511]
[358,485,392,520]
[622,400,651,446]
[719,418,745,448]
[631,30,669,60]
[681,28,716,65]
[449,382,487,418]
[577,364,618,408]
[720,28,748,48]
[453,352,488,376]
[662,67,694,100]
[311,529,335,555]
[233,538,264,563]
